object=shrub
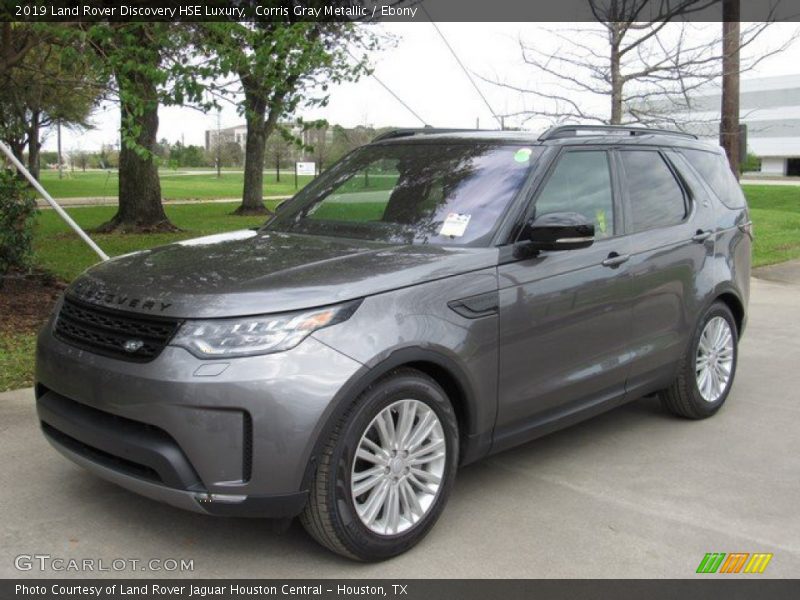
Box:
[741,152,761,173]
[0,169,37,285]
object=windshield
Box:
[265,142,542,246]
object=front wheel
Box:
[659,302,739,419]
[300,368,459,560]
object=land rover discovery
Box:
[35,125,751,560]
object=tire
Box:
[300,368,459,561]
[659,302,738,419]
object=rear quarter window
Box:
[680,149,747,209]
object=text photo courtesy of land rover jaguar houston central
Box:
[35,125,751,560]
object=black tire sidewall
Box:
[326,371,459,561]
[684,303,739,417]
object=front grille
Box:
[54,296,181,362]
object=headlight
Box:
[170,300,361,358]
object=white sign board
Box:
[296,161,316,176]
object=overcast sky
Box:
[43,22,800,153]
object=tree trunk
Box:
[720,0,741,178]
[26,110,41,180]
[98,76,175,232]
[609,25,623,125]
[8,139,25,181]
[237,99,269,215]
[236,77,286,216]
[275,156,280,182]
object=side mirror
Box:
[521,212,595,251]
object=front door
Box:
[494,148,634,451]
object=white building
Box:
[737,75,800,175]
[662,75,800,175]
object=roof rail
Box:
[538,124,697,142]
[372,128,483,142]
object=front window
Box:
[533,150,615,238]
[266,142,542,246]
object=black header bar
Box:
[4,0,800,23]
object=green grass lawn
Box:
[1,183,797,393]
[742,185,800,267]
[0,333,37,392]
[38,170,312,200]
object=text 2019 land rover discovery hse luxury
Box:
[36,125,751,560]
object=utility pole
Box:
[720,0,741,178]
[57,121,63,179]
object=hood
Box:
[67,230,498,318]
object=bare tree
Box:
[485,1,791,129]
[264,128,293,182]
[70,148,90,172]
[305,123,330,173]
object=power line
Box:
[347,49,429,127]
[421,7,503,129]
[371,71,430,127]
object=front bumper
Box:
[35,318,363,518]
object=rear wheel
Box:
[659,302,738,419]
[300,368,459,560]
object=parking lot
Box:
[1,271,798,579]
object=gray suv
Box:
[35,125,751,560]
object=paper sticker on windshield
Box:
[514,148,533,163]
[439,213,471,237]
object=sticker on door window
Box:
[439,213,471,237]
[595,209,607,235]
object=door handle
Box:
[692,229,713,243]
[601,252,630,268]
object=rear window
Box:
[619,150,687,233]
[681,149,747,209]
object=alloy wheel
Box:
[695,316,735,403]
[350,399,446,535]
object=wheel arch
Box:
[714,289,746,336]
[300,347,488,492]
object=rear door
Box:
[615,148,717,396]
[494,148,634,450]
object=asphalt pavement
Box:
[1,271,798,578]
